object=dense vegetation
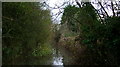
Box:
[61,2,120,66]
[2,2,53,65]
[2,1,120,66]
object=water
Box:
[53,56,63,65]
[51,45,77,66]
[52,49,64,66]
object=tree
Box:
[61,5,80,33]
[2,2,52,65]
[61,1,120,65]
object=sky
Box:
[47,0,115,24]
[47,0,77,24]
[47,0,68,24]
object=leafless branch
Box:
[111,2,115,16]
[75,0,81,8]
[98,2,109,17]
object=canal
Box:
[51,44,77,66]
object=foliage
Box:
[61,5,80,32]
[61,2,120,65]
[2,2,52,65]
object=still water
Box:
[52,49,64,66]
[40,45,76,65]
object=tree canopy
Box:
[2,2,52,65]
[60,1,120,65]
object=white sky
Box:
[47,0,116,24]
[47,0,68,24]
[47,0,77,24]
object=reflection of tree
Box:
[54,29,61,57]
[56,45,58,57]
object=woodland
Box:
[2,0,120,66]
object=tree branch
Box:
[2,16,14,21]
[98,2,109,17]
[75,0,81,8]
[111,2,115,16]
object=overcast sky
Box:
[47,0,114,24]
[47,0,78,24]
[47,0,68,24]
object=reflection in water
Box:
[52,49,64,66]
[53,56,63,65]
